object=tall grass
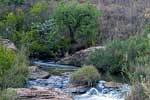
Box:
[125,56,150,100]
[0,46,28,89]
[0,89,17,100]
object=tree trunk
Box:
[68,25,75,43]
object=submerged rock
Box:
[29,66,49,79]
[64,85,90,94]
[27,73,70,89]
[8,86,73,100]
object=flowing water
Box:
[27,61,131,100]
[74,81,130,100]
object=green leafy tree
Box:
[53,1,99,52]
[22,18,69,58]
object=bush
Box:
[0,45,28,89]
[53,1,99,52]
[87,35,150,74]
[70,65,100,86]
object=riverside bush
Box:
[0,45,28,89]
[70,65,100,86]
[87,35,150,74]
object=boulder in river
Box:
[29,66,49,79]
[104,81,122,88]
[64,85,90,94]
[8,86,73,100]
[57,46,105,66]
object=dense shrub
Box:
[53,1,99,53]
[70,65,100,86]
[0,0,24,4]
[0,45,28,89]
[87,35,150,74]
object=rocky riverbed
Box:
[26,63,131,100]
[8,86,73,100]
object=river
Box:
[27,60,131,100]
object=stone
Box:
[144,8,150,18]
[0,39,17,50]
[28,66,49,79]
[65,85,90,94]
[8,86,73,100]
[57,46,105,66]
[104,82,122,88]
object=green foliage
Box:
[144,25,150,34]
[0,45,15,76]
[87,35,150,74]
[0,46,28,89]
[0,1,52,58]
[0,0,99,59]
[0,0,24,4]
[30,1,48,15]
[29,1,49,22]
[70,65,100,86]
[53,1,99,52]
[0,12,17,39]
[0,0,49,39]
[22,18,69,58]
[0,89,17,100]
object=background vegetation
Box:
[0,0,99,59]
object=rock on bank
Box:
[8,86,73,100]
